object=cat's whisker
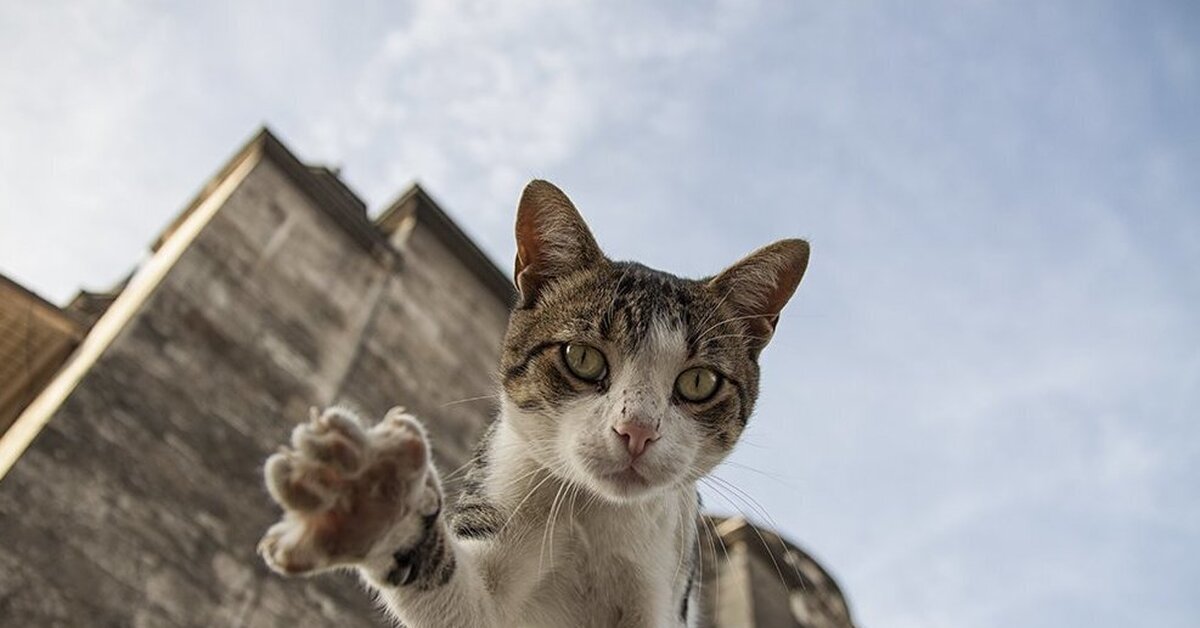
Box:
[439,393,501,408]
[499,468,558,536]
[697,332,770,345]
[441,435,552,484]
[701,479,785,593]
[539,479,568,573]
[719,477,809,594]
[690,515,704,618]
[708,475,781,524]
[440,448,492,484]
[716,459,798,489]
[456,446,549,492]
[696,512,720,618]
[581,484,603,512]
[691,286,736,340]
[671,494,694,587]
[701,477,802,594]
[708,474,800,549]
[695,312,774,344]
[547,476,572,569]
[702,513,737,621]
[564,483,584,551]
[499,465,555,499]
[568,481,581,518]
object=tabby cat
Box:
[258,180,809,627]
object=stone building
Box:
[0,129,853,627]
[0,275,83,433]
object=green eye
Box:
[562,344,607,381]
[675,367,720,402]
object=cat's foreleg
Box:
[258,406,500,628]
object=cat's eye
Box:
[675,367,720,403]
[562,344,607,381]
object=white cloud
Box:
[0,0,178,301]
[298,0,757,249]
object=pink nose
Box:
[613,422,660,458]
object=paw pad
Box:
[259,406,435,575]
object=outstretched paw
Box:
[258,407,440,576]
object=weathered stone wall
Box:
[340,204,511,472]
[0,154,510,626]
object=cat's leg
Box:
[258,406,500,628]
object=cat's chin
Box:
[603,467,651,490]
[585,466,668,503]
[567,449,676,503]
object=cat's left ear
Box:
[513,180,604,308]
[708,239,810,348]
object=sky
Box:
[2,1,1198,626]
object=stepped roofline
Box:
[377,182,517,306]
[154,127,515,304]
[1,127,517,478]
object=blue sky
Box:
[2,1,1197,626]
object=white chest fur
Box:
[473,425,699,628]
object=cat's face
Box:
[500,181,808,504]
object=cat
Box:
[257,180,809,628]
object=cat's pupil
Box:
[564,343,606,380]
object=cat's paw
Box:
[258,406,441,576]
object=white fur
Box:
[356,323,712,627]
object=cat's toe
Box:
[294,406,367,446]
[314,407,369,442]
[371,408,430,475]
[294,422,365,475]
[264,451,338,513]
[257,523,289,573]
[261,405,440,575]
[258,520,322,576]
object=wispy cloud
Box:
[300,0,760,256]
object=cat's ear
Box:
[513,180,604,307]
[708,239,810,348]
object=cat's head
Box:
[500,181,808,504]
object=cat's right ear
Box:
[513,180,603,308]
[707,239,810,351]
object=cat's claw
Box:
[259,406,439,576]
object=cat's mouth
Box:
[604,466,649,488]
[575,451,662,498]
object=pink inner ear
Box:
[514,244,532,281]
[510,180,605,305]
[515,267,542,308]
[709,239,809,340]
[514,210,543,280]
[514,181,568,281]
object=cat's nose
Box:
[613,422,661,458]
